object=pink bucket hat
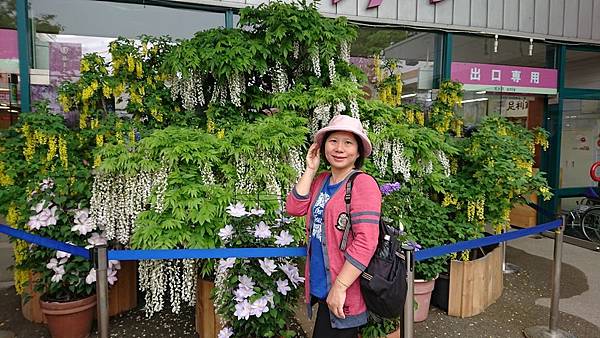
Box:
[314,115,372,157]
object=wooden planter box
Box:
[21,261,138,323]
[195,279,221,338]
[448,245,503,318]
[108,260,138,316]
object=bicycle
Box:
[562,161,600,243]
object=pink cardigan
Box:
[286,171,381,328]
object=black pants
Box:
[312,301,359,338]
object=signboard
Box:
[49,42,82,86]
[0,29,18,60]
[451,62,558,95]
[501,96,529,117]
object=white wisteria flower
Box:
[274,230,294,246]
[259,258,277,276]
[218,224,235,242]
[218,327,234,338]
[253,221,272,239]
[226,202,249,217]
[276,279,291,295]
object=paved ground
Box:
[0,235,599,338]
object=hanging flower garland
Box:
[90,166,170,245]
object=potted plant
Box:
[213,202,304,338]
[0,104,122,338]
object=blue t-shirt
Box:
[310,176,343,299]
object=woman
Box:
[286,115,381,338]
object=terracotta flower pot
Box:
[40,294,97,338]
[413,279,436,322]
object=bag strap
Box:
[339,171,362,251]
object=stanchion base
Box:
[503,262,521,274]
[523,326,577,338]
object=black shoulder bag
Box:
[339,172,407,319]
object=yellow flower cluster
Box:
[6,203,18,226]
[82,80,99,102]
[395,73,403,102]
[58,136,68,169]
[102,82,112,98]
[13,239,29,295]
[467,199,485,222]
[438,84,462,107]
[534,131,549,151]
[58,93,71,112]
[127,55,135,72]
[129,129,136,144]
[405,109,415,124]
[114,82,126,98]
[80,110,88,129]
[373,54,382,83]
[94,155,102,168]
[207,118,216,133]
[460,249,470,262]
[149,107,163,123]
[217,129,225,139]
[452,119,463,137]
[0,161,14,186]
[96,134,104,147]
[21,124,35,161]
[46,135,57,162]
[81,59,90,72]
[450,159,458,175]
[130,91,143,106]
[90,118,100,129]
[442,193,458,207]
[415,111,424,126]
[539,186,551,200]
[516,159,533,177]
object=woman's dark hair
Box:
[319,130,365,169]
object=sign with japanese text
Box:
[451,62,558,95]
[49,42,81,87]
[334,0,446,9]
[501,96,530,117]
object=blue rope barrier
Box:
[108,247,307,260]
[414,219,562,261]
[1,219,562,262]
[0,224,90,259]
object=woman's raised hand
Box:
[306,143,320,173]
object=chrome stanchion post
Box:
[94,245,109,338]
[523,216,576,338]
[402,245,415,338]
[502,222,520,274]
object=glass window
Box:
[350,27,441,104]
[28,0,226,113]
[565,50,600,89]
[452,34,551,68]
[559,99,600,188]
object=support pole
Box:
[94,245,109,338]
[523,216,576,338]
[403,245,415,338]
[502,222,520,274]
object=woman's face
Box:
[324,131,360,172]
